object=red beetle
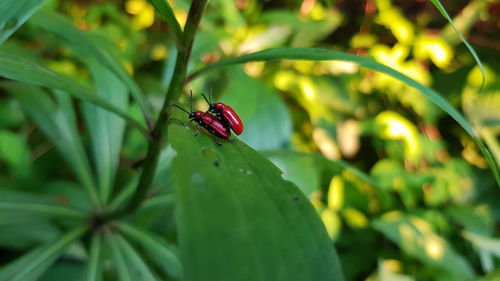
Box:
[202,89,244,135]
[172,92,231,140]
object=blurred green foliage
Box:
[0,0,499,280]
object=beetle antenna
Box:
[171,104,190,115]
[201,93,210,105]
[189,90,193,113]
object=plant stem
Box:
[103,0,208,221]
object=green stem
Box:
[103,0,208,221]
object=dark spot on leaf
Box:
[292,195,299,201]
[214,161,220,167]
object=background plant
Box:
[0,0,499,281]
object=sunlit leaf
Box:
[186,47,499,186]
[373,211,474,280]
[148,0,183,46]
[0,52,148,135]
[430,0,485,89]
[30,10,153,127]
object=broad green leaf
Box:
[0,52,148,135]
[115,234,160,281]
[169,123,344,281]
[0,0,49,43]
[116,222,182,279]
[3,84,100,206]
[430,0,485,89]
[0,226,86,281]
[82,59,128,204]
[186,47,499,186]
[148,0,183,46]
[85,233,102,281]
[373,211,474,280]
[30,10,153,127]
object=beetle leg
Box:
[168,118,186,127]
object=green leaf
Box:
[3,84,101,206]
[264,150,379,196]
[116,222,182,279]
[186,47,499,186]
[0,202,86,218]
[373,211,474,280]
[115,234,160,281]
[0,52,148,135]
[0,0,49,43]
[148,0,183,46]
[0,130,30,177]
[169,123,344,281]
[82,59,128,204]
[218,66,292,150]
[29,10,153,127]
[430,0,485,90]
[0,226,87,281]
[106,231,133,281]
[85,233,102,281]
[463,232,500,273]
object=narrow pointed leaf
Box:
[0,202,86,218]
[0,0,49,43]
[0,52,148,135]
[115,234,160,281]
[82,59,128,203]
[148,0,183,46]
[116,222,182,279]
[170,123,344,281]
[107,232,133,281]
[30,10,153,127]
[4,83,100,205]
[430,0,485,89]
[0,226,87,281]
[85,233,102,281]
[187,47,499,185]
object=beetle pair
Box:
[172,90,243,141]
